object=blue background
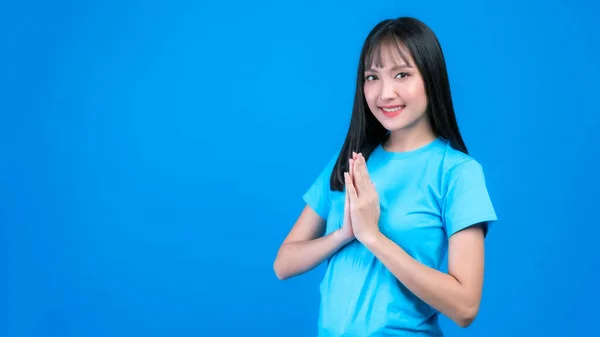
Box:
[1,0,599,336]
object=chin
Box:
[375,116,412,132]
[384,124,411,133]
[374,110,427,134]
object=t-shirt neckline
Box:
[377,137,444,160]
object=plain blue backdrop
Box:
[1,0,599,336]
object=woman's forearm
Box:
[362,232,481,327]
[274,229,352,280]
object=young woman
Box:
[273,17,497,336]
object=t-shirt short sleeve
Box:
[302,154,338,220]
[442,159,498,238]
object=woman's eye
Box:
[365,74,377,81]
[396,72,409,79]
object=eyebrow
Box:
[365,64,413,72]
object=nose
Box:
[379,80,398,101]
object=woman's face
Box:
[363,45,429,134]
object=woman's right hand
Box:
[337,153,357,243]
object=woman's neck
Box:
[383,121,437,153]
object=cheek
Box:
[404,82,426,103]
[405,79,427,105]
[363,85,379,108]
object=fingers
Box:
[357,153,371,179]
[345,183,350,202]
[345,160,351,200]
[353,153,367,191]
[350,151,358,181]
[344,172,357,202]
[349,151,373,184]
[346,156,355,201]
[352,153,375,194]
[344,181,350,213]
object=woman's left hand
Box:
[344,152,381,243]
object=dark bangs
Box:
[362,27,413,71]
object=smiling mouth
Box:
[379,105,405,117]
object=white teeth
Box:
[381,106,405,112]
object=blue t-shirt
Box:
[303,137,498,337]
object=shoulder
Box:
[437,139,486,181]
[436,141,497,237]
[431,140,493,202]
[302,150,341,219]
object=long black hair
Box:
[330,17,468,192]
